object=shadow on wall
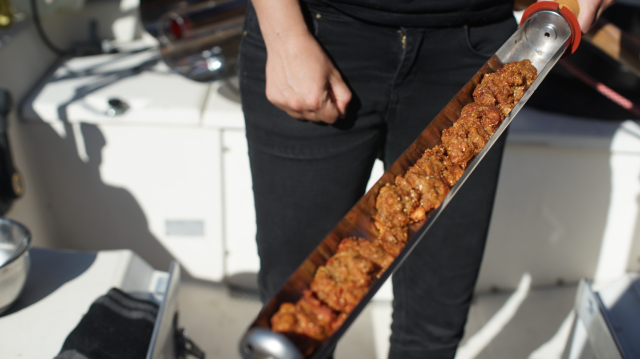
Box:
[29,120,175,271]
[476,111,616,291]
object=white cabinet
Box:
[22,50,226,281]
[99,126,225,281]
[222,129,260,275]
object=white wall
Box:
[477,109,640,291]
[0,0,145,248]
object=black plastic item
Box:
[55,288,159,359]
[71,19,104,57]
[29,0,66,56]
[0,89,23,215]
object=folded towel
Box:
[55,288,158,359]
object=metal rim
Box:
[0,218,31,269]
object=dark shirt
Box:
[308,0,514,27]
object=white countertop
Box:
[0,248,167,358]
[21,49,245,129]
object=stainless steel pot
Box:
[0,218,31,314]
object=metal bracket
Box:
[176,328,206,359]
[562,279,625,359]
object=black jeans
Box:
[238,2,516,358]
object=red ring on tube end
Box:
[519,1,581,55]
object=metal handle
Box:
[521,1,582,55]
[240,328,304,359]
[106,98,129,117]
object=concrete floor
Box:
[177,279,578,359]
[460,285,576,359]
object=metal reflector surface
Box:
[239,10,573,359]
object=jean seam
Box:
[383,28,425,165]
[394,268,409,358]
[382,28,407,141]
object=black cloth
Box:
[55,288,158,359]
[239,1,516,358]
[304,0,514,27]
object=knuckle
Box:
[287,111,303,119]
[318,109,338,124]
[322,116,337,124]
[303,95,322,111]
[288,99,303,113]
[265,90,282,106]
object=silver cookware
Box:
[0,218,31,314]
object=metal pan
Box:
[240,9,573,359]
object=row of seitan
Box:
[269,59,538,356]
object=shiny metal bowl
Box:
[0,219,31,314]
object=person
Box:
[238,0,614,357]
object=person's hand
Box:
[575,0,616,32]
[264,31,352,124]
[252,0,352,123]
[540,0,616,33]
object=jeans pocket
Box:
[463,17,518,59]
[306,3,353,22]
[306,3,358,39]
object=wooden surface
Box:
[584,18,640,78]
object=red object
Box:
[170,18,183,40]
[520,1,581,55]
